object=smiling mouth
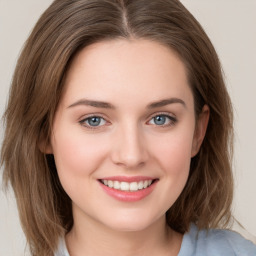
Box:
[99,179,158,192]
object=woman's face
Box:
[47,39,208,232]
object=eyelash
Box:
[79,114,108,129]
[147,112,177,127]
[79,112,177,129]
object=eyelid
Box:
[79,113,110,129]
[78,111,177,130]
[147,112,177,126]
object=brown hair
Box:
[1,0,233,255]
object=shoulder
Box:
[179,223,256,256]
[54,237,70,256]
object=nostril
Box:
[110,133,149,168]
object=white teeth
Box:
[138,181,144,190]
[130,182,138,191]
[120,182,129,191]
[102,179,154,192]
[113,181,120,189]
[107,180,114,188]
[143,180,149,188]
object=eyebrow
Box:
[68,99,115,109]
[147,98,186,109]
[67,97,186,109]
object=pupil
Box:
[154,115,166,125]
[89,117,100,126]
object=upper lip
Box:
[98,176,158,182]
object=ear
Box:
[38,133,53,154]
[191,105,210,157]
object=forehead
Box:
[61,39,193,109]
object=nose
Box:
[111,124,149,169]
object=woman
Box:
[1,0,256,255]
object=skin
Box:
[45,39,209,255]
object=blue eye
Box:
[80,116,106,127]
[148,114,176,126]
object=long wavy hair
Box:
[1,0,233,255]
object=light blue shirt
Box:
[55,224,256,255]
[178,224,256,255]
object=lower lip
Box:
[99,181,158,202]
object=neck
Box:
[66,209,182,256]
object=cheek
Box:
[51,127,108,182]
[151,129,194,175]
[145,131,194,214]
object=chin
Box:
[100,211,164,233]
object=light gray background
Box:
[0,0,256,255]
